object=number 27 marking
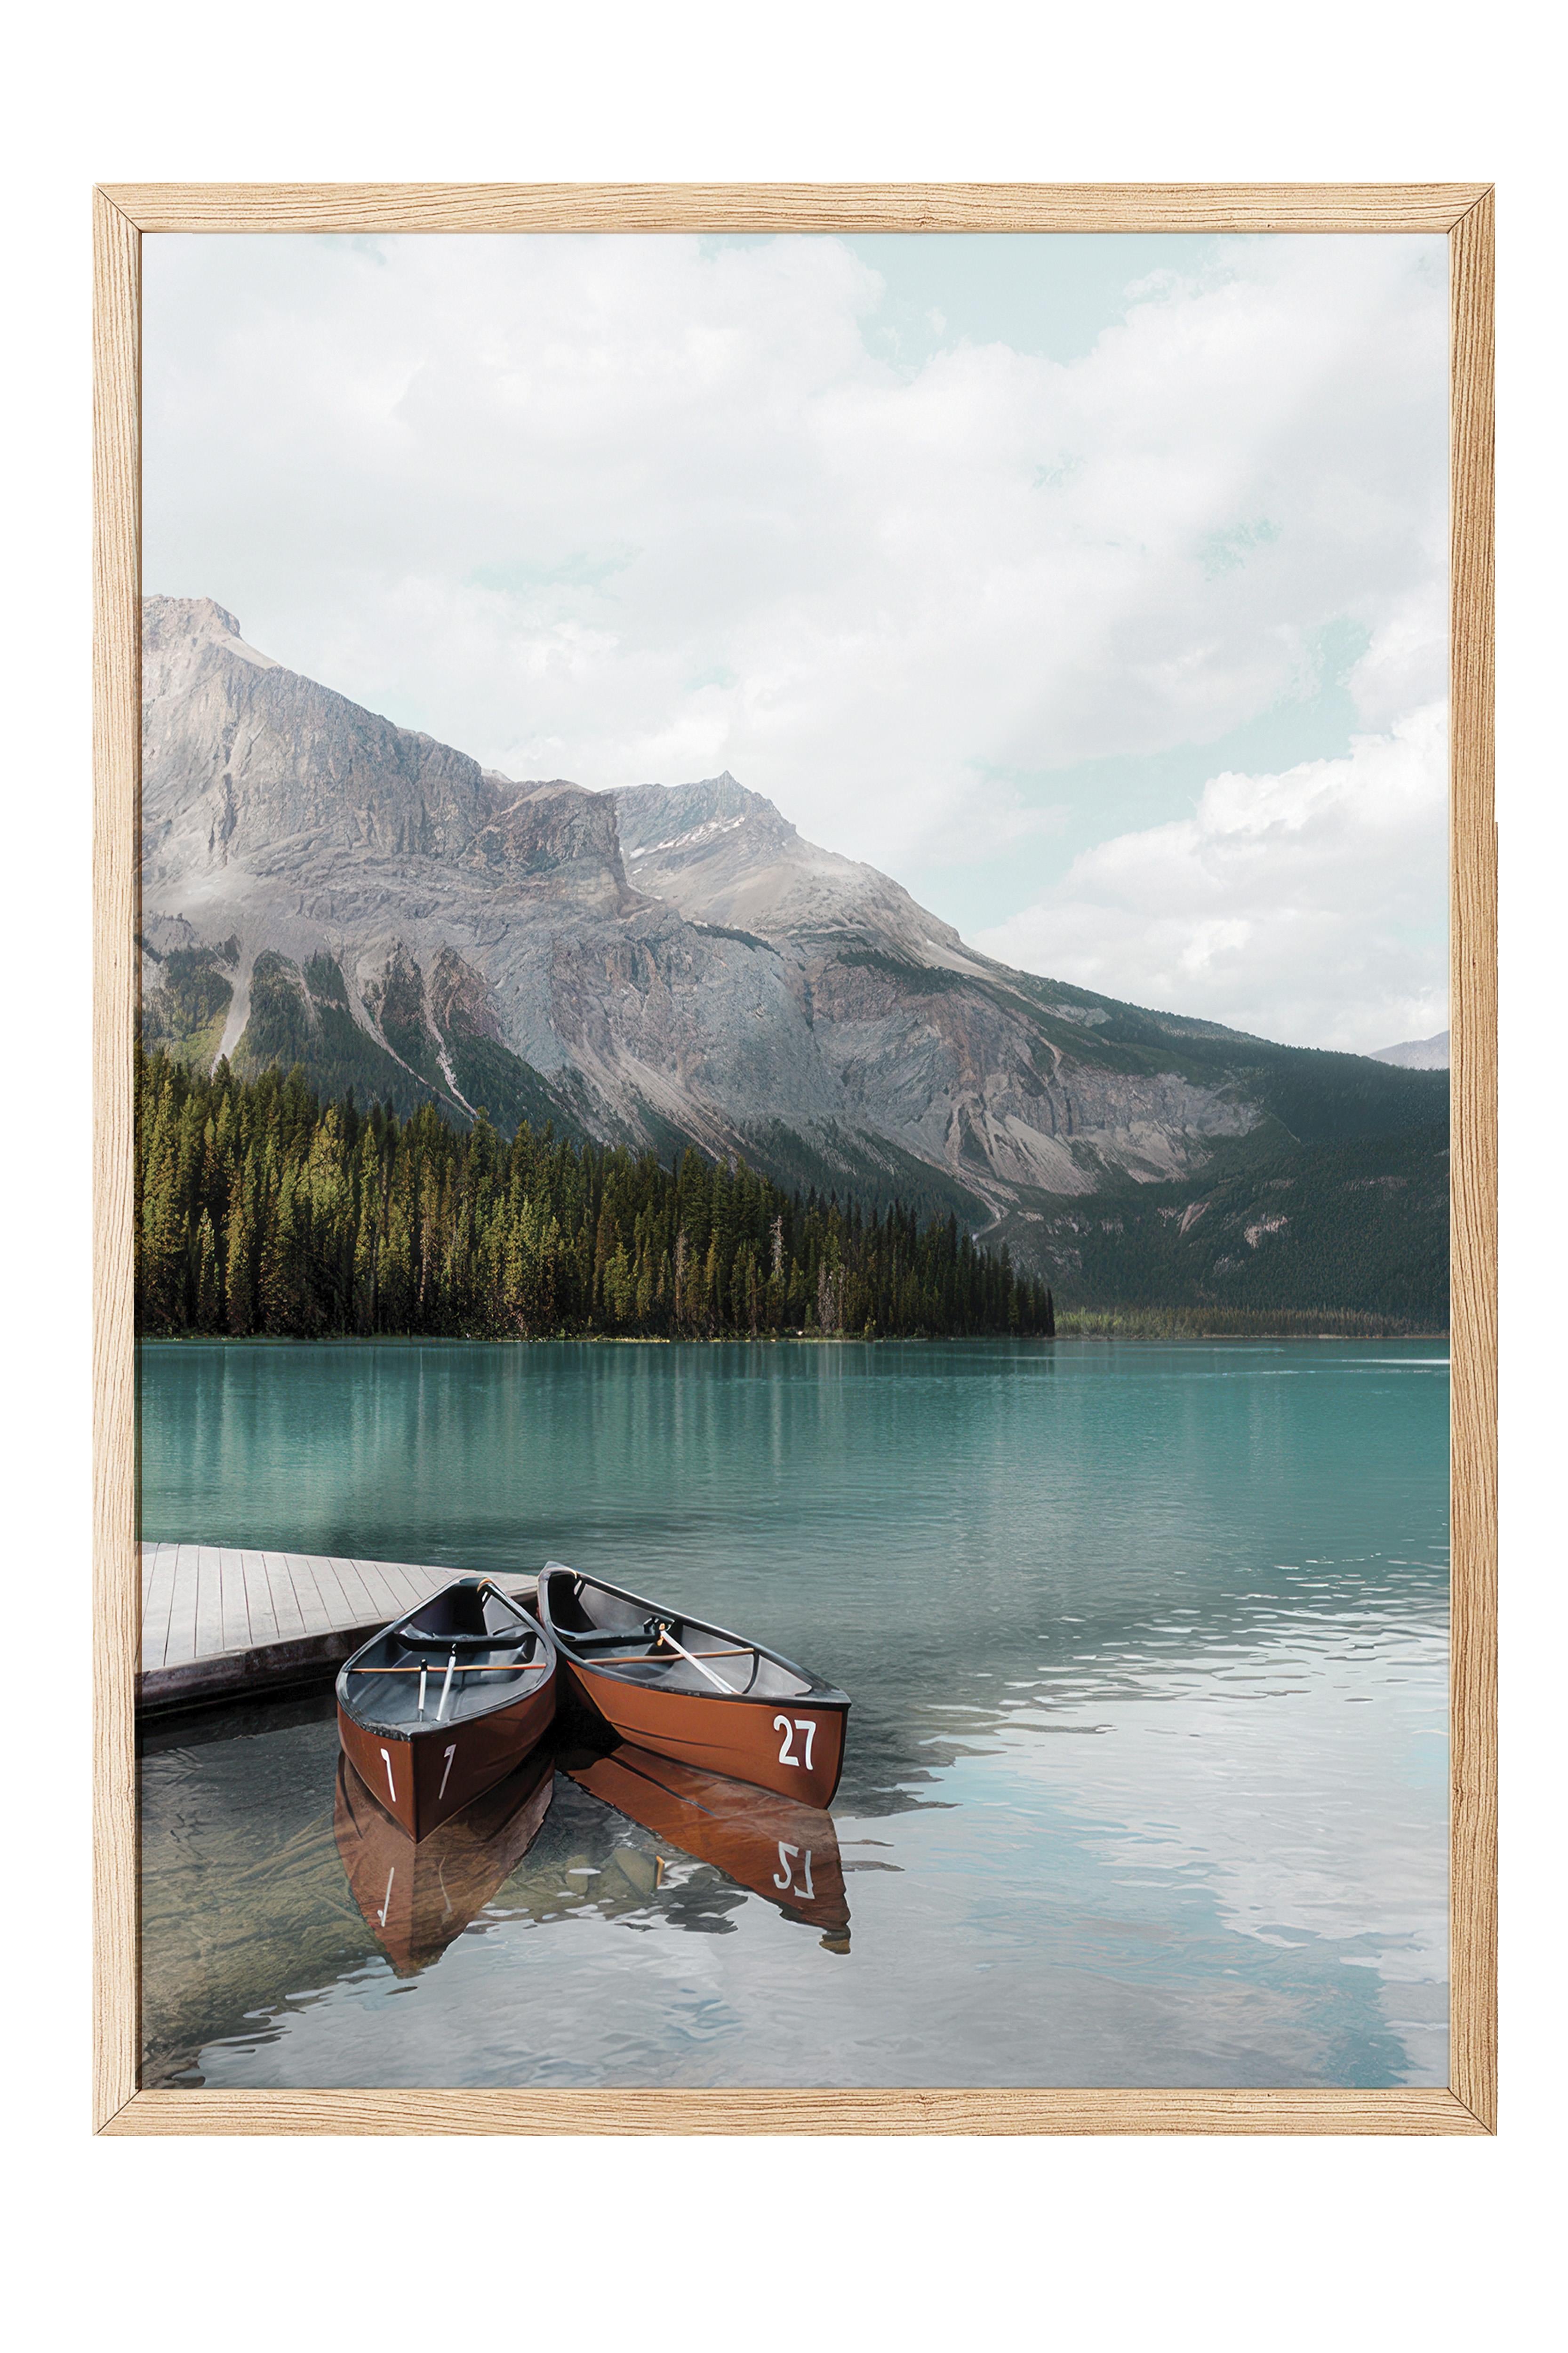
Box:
[773,1841,816,1899]
[774,1714,817,1770]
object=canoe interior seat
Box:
[541,1570,647,1641]
[539,1572,598,1633]
[399,1581,529,1651]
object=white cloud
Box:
[143,230,1448,1044]
[976,704,1448,1052]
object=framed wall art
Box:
[93,181,1495,2135]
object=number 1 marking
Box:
[438,1743,458,1802]
[379,1746,396,1803]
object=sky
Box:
[143,231,1449,1053]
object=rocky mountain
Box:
[139,597,1448,1313]
[1368,1031,1450,1070]
[613,772,981,967]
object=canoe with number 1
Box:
[336,1575,558,1841]
[537,1564,849,1807]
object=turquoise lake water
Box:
[137,1338,1449,2089]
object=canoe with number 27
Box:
[537,1564,849,1807]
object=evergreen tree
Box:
[224,1157,256,1335]
[194,1209,223,1331]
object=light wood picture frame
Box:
[93,180,1496,2137]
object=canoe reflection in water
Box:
[334,1747,555,1975]
[335,1734,850,1970]
[563,1741,851,1953]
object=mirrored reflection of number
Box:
[772,1841,818,1899]
[774,1715,818,1769]
[379,1865,395,1926]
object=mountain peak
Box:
[143,593,280,672]
[1367,1029,1449,1070]
[612,773,796,862]
[607,773,989,974]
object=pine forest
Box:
[134,1048,1056,1343]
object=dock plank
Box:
[307,1553,354,1625]
[283,1553,336,1638]
[263,1551,305,1641]
[350,1559,408,1622]
[193,1547,226,1665]
[141,1543,179,1674]
[242,1550,278,1648]
[219,1549,251,1655]
[165,1545,201,1668]
[377,1560,434,1610]
[328,1555,378,1623]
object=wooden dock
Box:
[137,1543,538,1714]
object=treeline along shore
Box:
[135,1048,1056,1341]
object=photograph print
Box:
[133,224,1452,2097]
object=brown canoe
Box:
[336,1575,557,1841]
[538,1565,849,1808]
[334,1747,555,1975]
[564,1740,851,1950]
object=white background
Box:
[1,6,1560,2347]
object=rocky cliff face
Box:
[138,598,1444,1264]
[143,599,495,874]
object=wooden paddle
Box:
[648,1644,757,1662]
[649,1625,745,1690]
